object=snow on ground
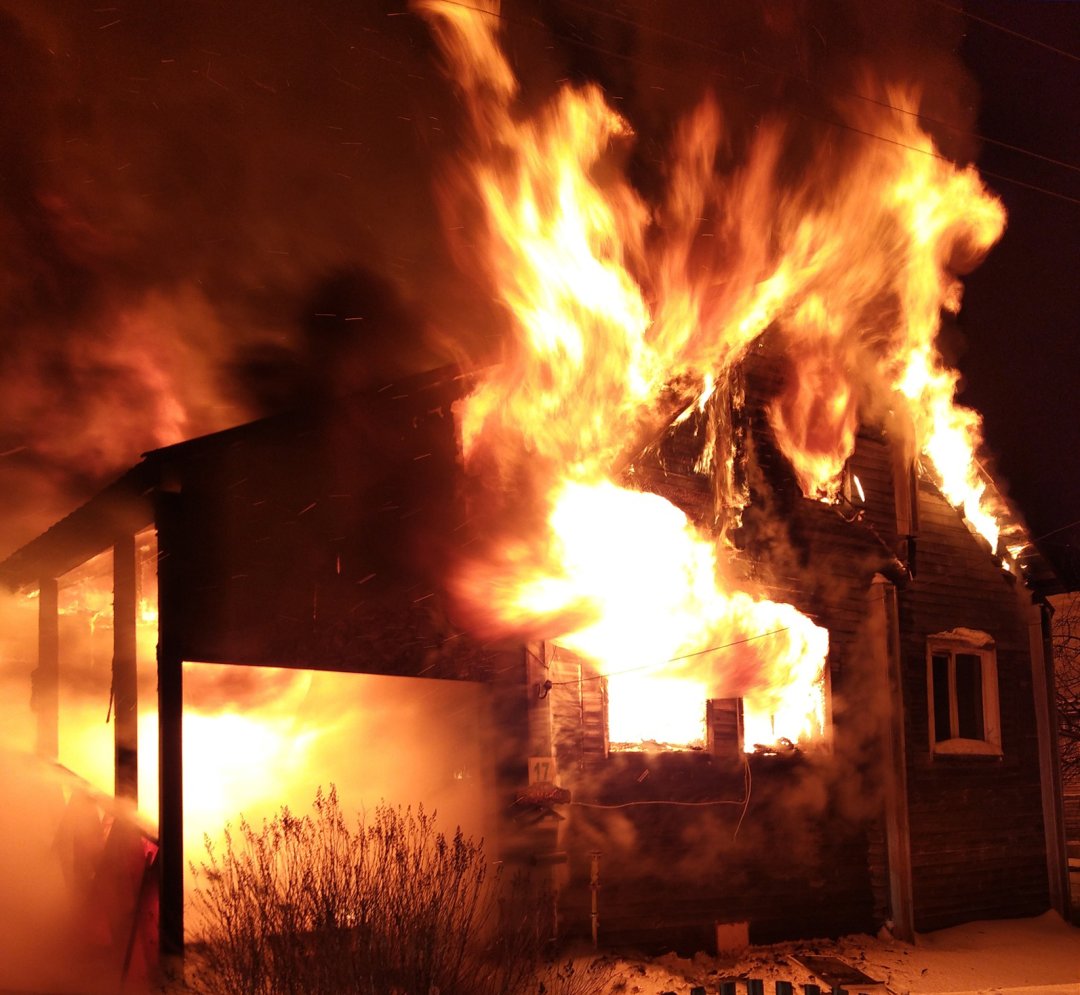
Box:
[582,911,1080,995]
[158,911,1080,995]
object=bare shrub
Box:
[189,786,555,995]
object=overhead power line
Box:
[419,0,1080,207]
[548,627,793,686]
[559,0,1080,178]
[927,0,1080,63]
[1031,517,1080,544]
[817,116,1080,208]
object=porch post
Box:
[158,649,183,955]
[870,575,914,941]
[157,491,185,958]
[113,534,138,801]
[1028,599,1069,916]
[35,577,59,760]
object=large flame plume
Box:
[419,0,1007,747]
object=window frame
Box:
[925,632,1002,757]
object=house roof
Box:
[0,462,158,590]
[0,360,1062,597]
[963,460,1064,596]
[0,364,469,592]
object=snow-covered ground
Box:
[586,911,1080,995]
[158,910,1080,995]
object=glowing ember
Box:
[851,474,867,505]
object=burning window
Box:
[603,669,827,757]
[927,631,1001,756]
[606,673,708,752]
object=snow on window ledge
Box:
[933,737,1003,758]
[929,627,994,649]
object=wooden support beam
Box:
[157,491,185,958]
[113,534,138,802]
[870,575,914,942]
[35,577,59,760]
[158,648,183,956]
[1027,599,1070,917]
[526,642,555,761]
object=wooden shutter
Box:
[548,645,608,768]
[706,697,744,766]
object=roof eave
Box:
[0,461,158,591]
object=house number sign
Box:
[528,756,557,784]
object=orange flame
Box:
[422,1,829,749]
[421,2,1009,749]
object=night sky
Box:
[949,2,1080,586]
[0,1,1076,583]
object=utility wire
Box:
[811,114,1080,208]
[572,756,754,841]
[548,626,791,686]
[1029,516,1080,544]
[573,797,743,808]
[558,0,1080,178]
[733,756,752,839]
[926,0,1080,64]
[977,168,1080,208]
[418,1,1080,207]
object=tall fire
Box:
[422,0,1006,751]
[0,1,1072,980]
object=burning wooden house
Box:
[0,349,1070,958]
[0,0,1072,973]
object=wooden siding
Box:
[544,349,897,947]
[899,481,1050,930]
[1065,791,1080,841]
[543,340,1053,944]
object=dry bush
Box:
[189,786,561,995]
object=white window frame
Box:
[926,631,1001,757]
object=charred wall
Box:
[154,370,498,681]
[714,344,1053,934]
[549,735,876,949]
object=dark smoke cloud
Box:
[0,0,478,556]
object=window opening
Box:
[927,631,1000,756]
